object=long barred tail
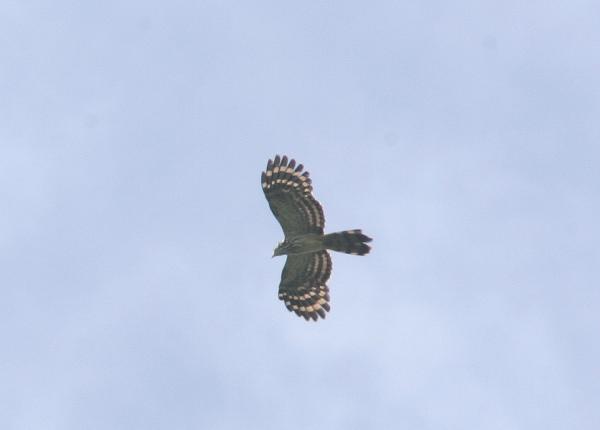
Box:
[324,229,372,255]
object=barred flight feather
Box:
[262,155,324,236]
[278,251,332,321]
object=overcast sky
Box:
[1,1,599,429]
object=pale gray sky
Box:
[1,1,599,429]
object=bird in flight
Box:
[261,155,372,321]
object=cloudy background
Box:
[1,1,599,429]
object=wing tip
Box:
[262,155,316,197]
[279,283,331,322]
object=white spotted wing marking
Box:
[278,251,332,321]
[261,154,325,235]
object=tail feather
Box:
[324,229,372,255]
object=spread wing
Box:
[278,251,332,321]
[261,155,325,237]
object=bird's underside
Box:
[262,155,372,321]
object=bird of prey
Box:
[261,155,372,321]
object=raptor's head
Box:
[272,241,288,257]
